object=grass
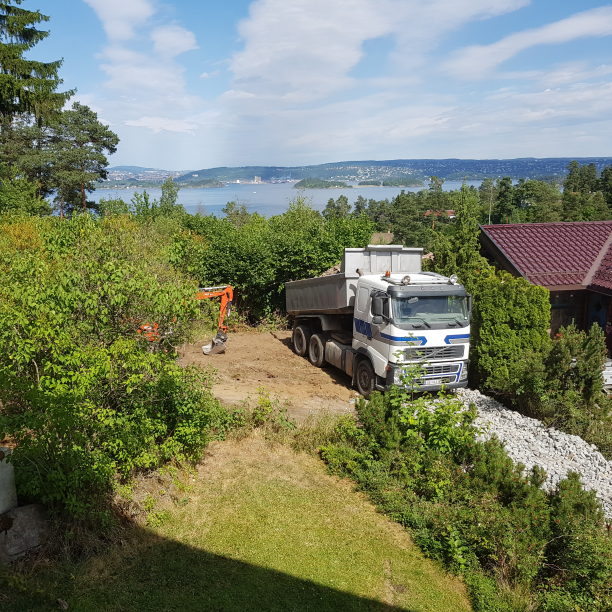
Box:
[3,435,470,612]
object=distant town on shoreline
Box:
[101,157,612,189]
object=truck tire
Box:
[292,325,312,357]
[356,359,375,399]
[308,334,326,368]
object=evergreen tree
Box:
[53,102,119,214]
[428,182,491,290]
[388,189,428,247]
[493,176,515,223]
[0,0,72,128]
[323,194,351,220]
[599,165,612,207]
[519,179,562,223]
[562,161,611,221]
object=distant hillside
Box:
[294,178,351,189]
[173,157,612,184]
[107,165,158,173]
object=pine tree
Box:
[53,102,119,215]
[0,1,72,127]
[429,182,491,291]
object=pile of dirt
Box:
[180,331,356,422]
[319,263,341,276]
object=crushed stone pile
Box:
[457,388,612,518]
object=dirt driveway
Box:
[181,331,357,422]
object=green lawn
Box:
[3,437,470,612]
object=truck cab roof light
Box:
[385,270,391,277]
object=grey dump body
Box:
[285,245,423,315]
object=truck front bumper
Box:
[379,361,469,393]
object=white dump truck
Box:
[285,245,472,398]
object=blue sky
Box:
[33,0,612,168]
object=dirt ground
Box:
[181,330,357,422]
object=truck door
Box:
[353,285,371,350]
[353,285,389,376]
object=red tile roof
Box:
[590,241,612,294]
[480,221,612,289]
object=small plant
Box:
[146,509,171,528]
[252,387,274,426]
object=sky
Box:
[31,0,612,169]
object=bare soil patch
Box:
[181,330,357,422]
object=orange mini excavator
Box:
[196,285,233,355]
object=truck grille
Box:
[423,363,461,376]
[404,346,464,361]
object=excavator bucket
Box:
[203,330,228,355]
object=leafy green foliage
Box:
[562,161,611,222]
[0,214,229,520]
[181,195,374,319]
[0,170,51,215]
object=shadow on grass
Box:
[4,527,417,612]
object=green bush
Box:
[0,214,228,520]
[471,271,551,393]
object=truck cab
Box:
[285,245,471,398]
[351,271,471,395]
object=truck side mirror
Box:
[372,296,383,317]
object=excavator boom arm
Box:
[196,285,233,333]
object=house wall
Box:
[550,290,587,336]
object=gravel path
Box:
[457,389,612,518]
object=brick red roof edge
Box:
[480,221,612,288]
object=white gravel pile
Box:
[457,388,612,518]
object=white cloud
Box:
[229,0,530,103]
[125,117,199,134]
[201,70,220,78]
[151,26,199,57]
[538,62,612,87]
[99,46,187,93]
[444,6,612,79]
[83,0,154,40]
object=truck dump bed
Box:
[285,245,422,315]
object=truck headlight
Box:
[393,368,401,385]
[459,362,468,381]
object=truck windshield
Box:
[392,295,469,326]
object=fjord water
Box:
[90,181,481,217]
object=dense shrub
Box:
[318,388,612,611]
[0,214,229,520]
[181,196,374,319]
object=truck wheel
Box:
[292,325,312,357]
[356,359,375,399]
[308,334,326,367]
